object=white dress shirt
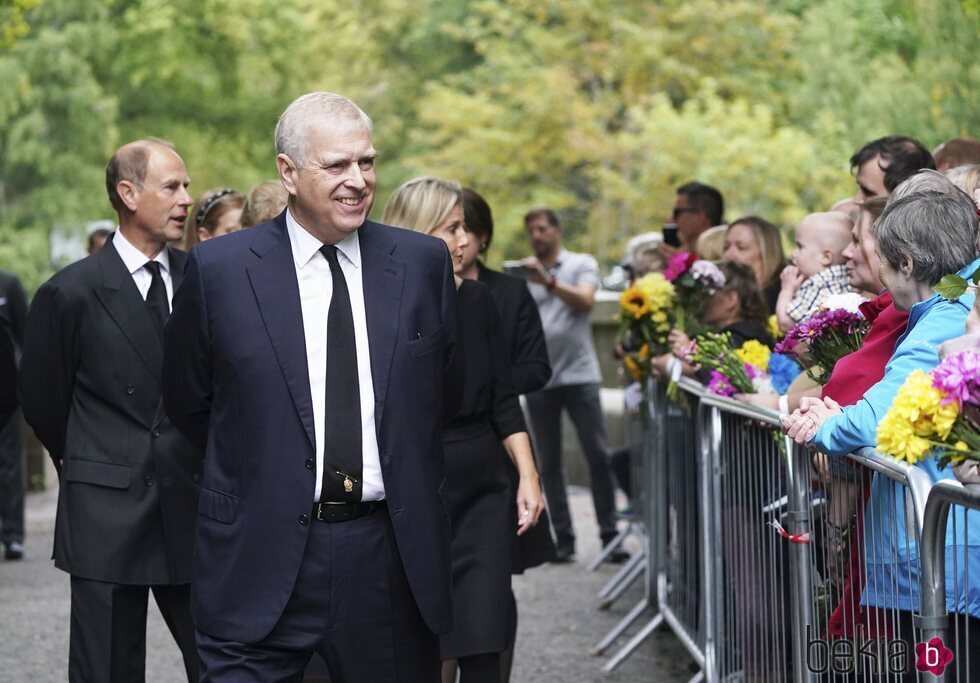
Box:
[112,229,173,307]
[286,210,384,502]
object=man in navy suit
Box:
[163,92,461,682]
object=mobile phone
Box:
[502,260,533,279]
[663,223,681,248]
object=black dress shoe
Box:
[551,546,575,564]
[606,548,630,564]
[4,542,23,560]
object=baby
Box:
[776,211,854,332]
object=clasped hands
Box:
[780,395,843,445]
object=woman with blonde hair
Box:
[722,215,786,312]
[183,187,244,249]
[383,176,545,683]
[240,180,288,228]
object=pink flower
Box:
[707,370,736,397]
[664,252,697,281]
[933,351,980,406]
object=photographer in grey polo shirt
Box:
[520,208,625,564]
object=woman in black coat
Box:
[460,188,557,682]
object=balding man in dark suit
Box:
[19,139,201,681]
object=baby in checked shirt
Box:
[776,211,854,332]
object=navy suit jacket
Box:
[162,213,461,643]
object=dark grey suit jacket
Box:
[19,237,201,585]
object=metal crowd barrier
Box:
[920,480,980,682]
[591,376,980,682]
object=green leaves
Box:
[933,273,980,301]
[1,0,978,293]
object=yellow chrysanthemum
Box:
[767,314,784,342]
[877,411,933,464]
[876,370,960,463]
[889,370,959,439]
[619,287,650,319]
[637,344,650,360]
[735,340,771,372]
[635,272,675,314]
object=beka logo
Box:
[915,637,954,676]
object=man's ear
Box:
[276,154,299,198]
[117,180,140,212]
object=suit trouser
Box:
[0,410,24,546]
[525,383,618,549]
[69,577,198,683]
[199,507,439,683]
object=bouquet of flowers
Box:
[876,351,980,469]
[617,272,675,384]
[686,334,797,397]
[774,306,869,384]
[689,333,768,396]
[663,252,725,336]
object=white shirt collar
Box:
[112,228,170,275]
[285,209,361,270]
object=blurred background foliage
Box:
[0,0,977,291]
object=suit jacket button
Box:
[298,514,309,525]
[305,458,314,469]
[151,429,160,438]
[144,475,154,487]
[126,385,135,395]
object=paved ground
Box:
[0,486,691,682]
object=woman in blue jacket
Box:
[784,188,980,676]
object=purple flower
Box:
[707,370,736,397]
[933,351,980,406]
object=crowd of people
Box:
[637,135,980,677]
[1,86,979,682]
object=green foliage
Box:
[0,0,41,50]
[0,0,977,291]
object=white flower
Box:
[821,292,868,316]
[690,260,726,292]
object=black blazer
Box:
[19,238,201,585]
[163,215,461,643]
[477,262,551,394]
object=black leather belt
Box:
[312,500,386,524]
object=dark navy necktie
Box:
[143,261,169,337]
[319,245,363,501]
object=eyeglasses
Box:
[672,207,699,220]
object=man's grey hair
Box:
[274,92,372,165]
[889,169,967,203]
[873,190,979,286]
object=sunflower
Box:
[620,287,650,319]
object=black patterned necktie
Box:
[319,245,363,502]
[143,261,169,336]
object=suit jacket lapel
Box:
[246,216,316,451]
[94,239,164,385]
[360,222,404,434]
[168,246,187,292]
